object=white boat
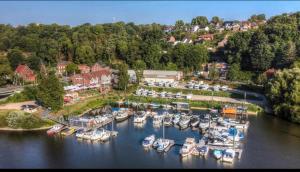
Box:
[180,138,196,157]
[213,149,223,160]
[47,124,65,136]
[115,109,129,122]
[222,149,236,163]
[152,138,163,149]
[173,114,181,125]
[142,135,156,148]
[163,115,173,126]
[179,115,191,129]
[156,139,170,152]
[89,129,106,141]
[134,111,147,123]
[153,114,163,125]
[190,116,200,127]
[75,129,85,139]
[198,145,209,157]
[100,130,111,142]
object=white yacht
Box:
[100,130,111,142]
[134,111,147,123]
[180,138,196,157]
[115,109,129,122]
[153,114,163,125]
[142,135,156,148]
[156,139,170,152]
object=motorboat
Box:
[134,111,147,123]
[163,115,173,126]
[198,145,209,157]
[47,124,65,136]
[222,149,236,163]
[179,115,191,130]
[180,138,196,157]
[89,129,106,141]
[61,127,76,136]
[156,139,170,152]
[75,129,85,139]
[152,138,163,149]
[100,130,111,142]
[142,135,156,148]
[115,109,129,122]
[190,116,200,127]
[153,114,163,125]
[173,114,181,126]
[213,149,223,160]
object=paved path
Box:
[0,101,36,110]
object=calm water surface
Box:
[0,110,300,169]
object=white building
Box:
[143,70,183,82]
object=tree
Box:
[7,48,25,69]
[211,16,223,25]
[249,31,274,71]
[266,65,300,123]
[36,71,64,111]
[132,60,146,84]
[116,63,129,90]
[0,55,12,86]
[191,16,209,27]
[74,45,95,65]
[175,20,185,30]
[65,63,79,75]
[249,14,266,22]
[143,43,162,69]
[26,54,41,71]
[208,63,219,81]
[165,62,178,70]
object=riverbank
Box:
[127,95,262,113]
[190,106,258,115]
[0,126,52,132]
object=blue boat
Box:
[213,149,223,160]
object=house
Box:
[168,36,176,44]
[198,34,214,41]
[56,61,70,75]
[78,64,91,74]
[143,70,183,82]
[191,25,200,32]
[199,26,210,32]
[91,63,111,73]
[128,70,137,83]
[224,21,240,31]
[15,64,36,83]
[70,70,112,86]
[163,25,174,33]
[240,21,252,31]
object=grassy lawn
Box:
[140,86,262,101]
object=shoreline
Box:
[0,126,53,132]
[190,106,258,115]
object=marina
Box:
[1,110,300,168]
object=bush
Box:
[6,111,48,129]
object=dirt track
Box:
[0,101,36,110]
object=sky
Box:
[0,1,300,26]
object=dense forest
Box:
[0,12,299,123]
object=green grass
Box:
[140,86,262,101]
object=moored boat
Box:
[180,138,196,157]
[213,149,223,160]
[156,139,170,152]
[222,149,236,163]
[47,124,65,136]
[142,134,156,148]
[134,111,147,123]
[115,109,129,122]
[190,116,200,127]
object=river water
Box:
[0,110,300,169]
